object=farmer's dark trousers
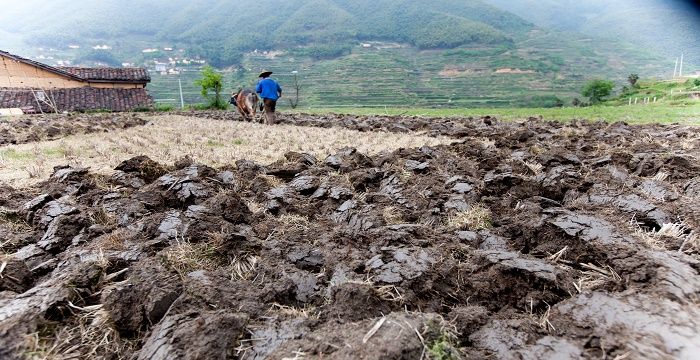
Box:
[263,98,277,124]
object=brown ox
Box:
[231,89,259,121]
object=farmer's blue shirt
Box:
[256,78,282,101]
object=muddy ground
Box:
[0,113,147,145]
[1,112,699,359]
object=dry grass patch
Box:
[163,238,264,281]
[382,206,404,225]
[0,207,32,233]
[0,115,451,188]
[523,161,543,176]
[89,208,117,228]
[268,303,318,319]
[344,278,405,303]
[21,260,135,359]
[375,284,405,303]
[243,199,265,215]
[278,213,310,228]
[23,305,134,360]
[632,220,697,253]
[230,253,260,281]
[162,240,222,276]
[89,229,131,251]
[258,174,285,188]
[446,205,492,230]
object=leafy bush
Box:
[694,79,700,87]
[194,66,227,110]
[582,79,615,104]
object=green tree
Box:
[582,79,614,104]
[194,66,227,109]
[628,73,639,87]
[694,79,700,87]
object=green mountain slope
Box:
[0,0,532,66]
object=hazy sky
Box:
[1,0,698,28]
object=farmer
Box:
[255,70,282,125]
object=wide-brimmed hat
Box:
[258,70,273,78]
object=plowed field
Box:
[1,112,698,359]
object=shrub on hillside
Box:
[582,79,614,104]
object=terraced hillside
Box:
[151,31,670,108]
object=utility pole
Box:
[679,53,684,78]
[178,78,185,109]
[673,57,679,78]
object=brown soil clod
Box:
[0,113,148,145]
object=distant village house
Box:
[0,50,153,113]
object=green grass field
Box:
[608,79,700,106]
[293,103,700,124]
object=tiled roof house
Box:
[0,50,153,113]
